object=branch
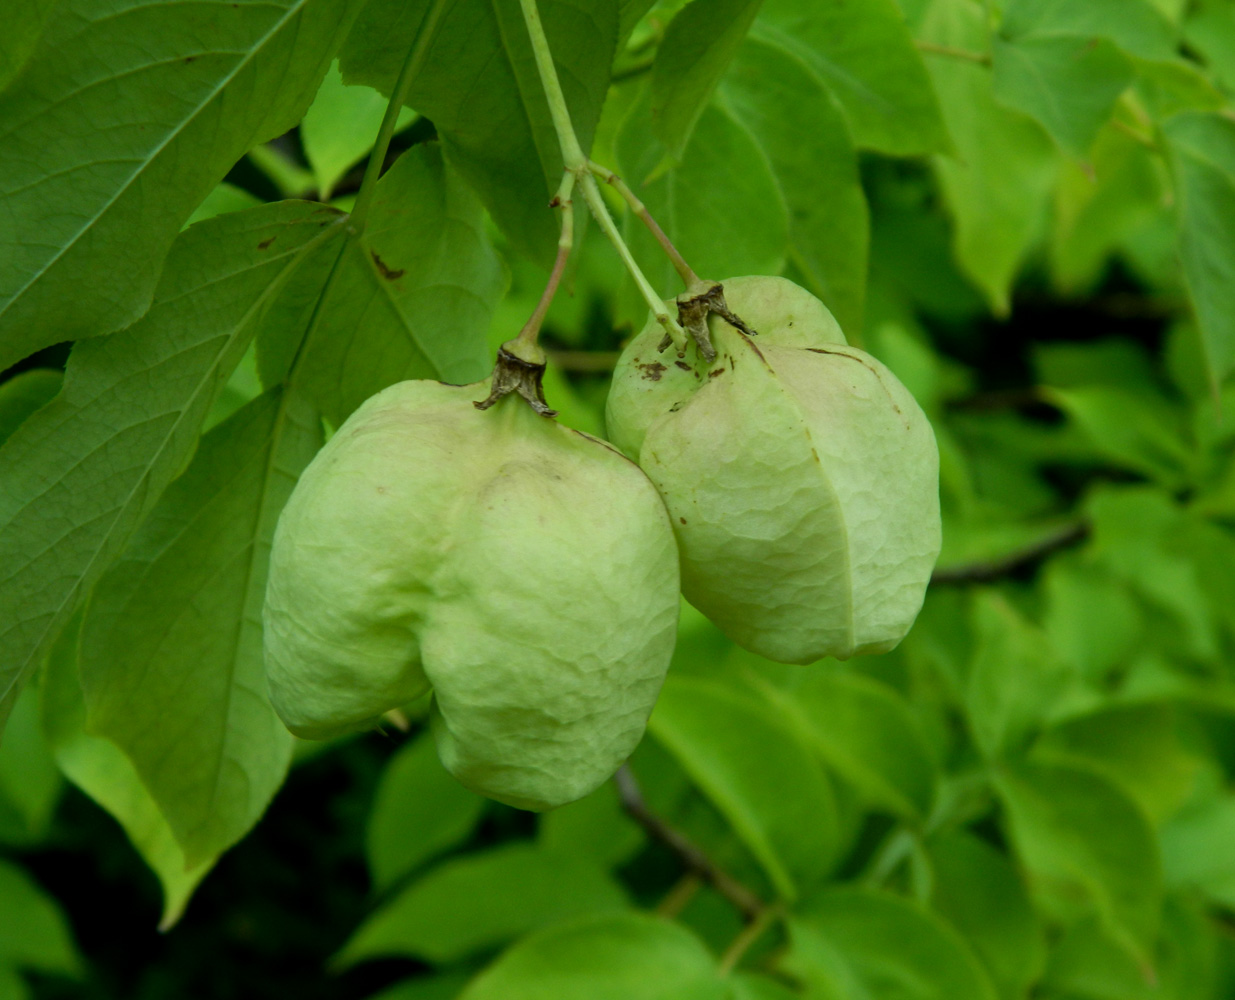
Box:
[930,521,1090,585]
[613,764,765,921]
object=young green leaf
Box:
[458,912,726,1000]
[340,0,619,263]
[0,858,81,978]
[0,688,59,846]
[366,731,486,892]
[649,673,838,900]
[301,60,418,200]
[0,0,365,371]
[0,202,344,738]
[337,844,628,967]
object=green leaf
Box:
[752,0,950,156]
[538,779,644,870]
[615,97,789,292]
[1047,385,1194,488]
[1037,703,1201,823]
[367,730,486,891]
[340,0,618,263]
[1162,111,1235,387]
[1160,787,1235,909]
[259,145,503,426]
[337,843,628,966]
[1049,125,1166,294]
[1001,0,1177,61]
[0,0,364,370]
[966,591,1071,760]
[0,859,79,975]
[921,0,1058,313]
[0,371,61,447]
[1184,0,1235,91]
[651,0,765,158]
[0,202,343,736]
[748,668,937,822]
[994,760,1162,963]
[41,612,213,929]
[458,912,726,1000]
[186,183,264,229]
[716,38,869,336]
[649,672,838,899]
[0,687,60,845]
[301,60,417,200]
[991,33,1133,159]
[785,886,998,1000]
[1041,556,1143,682]
[927,830,1046,1000]
[78,388,318,865]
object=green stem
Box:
[589,161,698,286]
[350,0,450,234]
[516,0,686,350]
[509,172,576,359]
[719,904,783,975]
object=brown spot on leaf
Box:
[679,517,687,525]
[184,56,196,63]
[708,368,724,378]
[257,237,275,250]
[371,251,404,280]
[674,360,692,372]
[638,361,667,381]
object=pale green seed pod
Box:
[263,380,680,811]
[606,276,940,665]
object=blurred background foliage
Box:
[4,0,1235,996]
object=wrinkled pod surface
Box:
[606,275,941,665]
[263,379,680,811]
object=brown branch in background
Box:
[915,40,992,65]
[614,764,766,921]
[930,520,1090,586]
[545,348,621,372]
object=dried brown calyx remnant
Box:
[658,281,758,362]
[475,347,557,416]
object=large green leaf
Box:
[258,145,504,426]
[994,760,1162,963]
[0,202,344,737]
[458,912,726,1000]
[366,731,486,891]
[921,0,1058,312]
[338,844,628,966]
[785,886,998,1000]
[752,0,949,156]
[1162,112,1235,387]
[41,613,213,929]
[78,388,318,866]
[0,0,364,371]
[340,0,619,263]
[649,673,837,899]
[0,0,58,91]
[927,830,1046,1000]
[651,0,766,158]
[716,38,868,336]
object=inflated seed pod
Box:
[606,275,940,665]
[263,379,680,811]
